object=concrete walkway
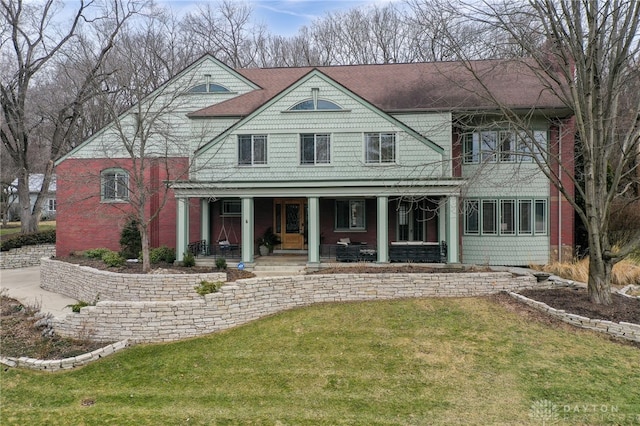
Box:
[0,267,76,318]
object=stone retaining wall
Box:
[508,292,640,343]
[0,340,130,372]
[51,272,536,343]
[0,244,55,269]
[40,258,226,302]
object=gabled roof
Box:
[56,54,256,166]
[195,68,444,157]
[9,174,56,194]
[190,59,568,118]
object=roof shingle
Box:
[189,59,567,118]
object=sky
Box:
[163,0,400,36]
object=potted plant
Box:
[257,227,280,256]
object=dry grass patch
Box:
[533,256,640,286]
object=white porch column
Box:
[176,198,189,262]
[377,196,389,263]
[447,195,459,263]
[200,199,210,245]
[307,196,320,266]
[241,197,254,265]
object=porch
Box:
[188,240,448,265]
[176,188,461,268]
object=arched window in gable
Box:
[289,98,342,111]
[188,83,231,93]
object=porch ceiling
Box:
[172,178,465,198]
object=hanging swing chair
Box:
[217,215,238,255]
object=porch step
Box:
[194,255,308,276]
[252,268,307,278]
[253,259,307,277]
[194,258,220,267]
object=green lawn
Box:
[1,298,638,425]
[0,221,56,237]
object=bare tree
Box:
[182,0,266,68]
[0,0,140,233]
[408,0,544,61]
[81,50,221,272]
[428,0,640,304]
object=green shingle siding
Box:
[462,235,549,265]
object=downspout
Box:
[558,122,562,263]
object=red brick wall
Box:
[548,117,576,261]
[56,157,200,256]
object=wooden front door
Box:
[275,198,306,250]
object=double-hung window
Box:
[500,199,516,234]
[499,131,516,162]
[464,199,480,234]
[365,133,396,163]
[482,199,497,234]
[101,169,129,202]
[464,198,547,236]
[481,131,497,162]
[518,200,533,234]
[335,199,365,230]
[463,128,547,163]
[463,133,480,164]
[535,199,547,234]
[238,135,267,165]
[48,199,57,212]
[300,134,330,165]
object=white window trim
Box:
[481,199,498,235]
[535,199,548,235]
[463,197,547,237]
[463,133,480,164]
[238,134,268,166]
[499,199,516,235]
[299,133,332,165]
[364,132,398,165]
[462,128,548,164]
[518,200,533,235]
[464,199,480,235]
[101,168,129,203]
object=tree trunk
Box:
[587,253,613,305]
[18,172,39,234]
[140,223,151,273]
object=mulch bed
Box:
[55,256,255,282]
[1,296,107,360]
[519,287,639,324]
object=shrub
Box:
[66,293,100,313]
[66,301,90,313]
[84,248,112,259]
[194,280,223,296]
[150,246,176,264]
[101,250,126,267]
[182,251,195,267]
[215,257,227,270]
[120,217,141,259]
[0,229,56,251]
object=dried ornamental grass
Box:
[534,257,640,286]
